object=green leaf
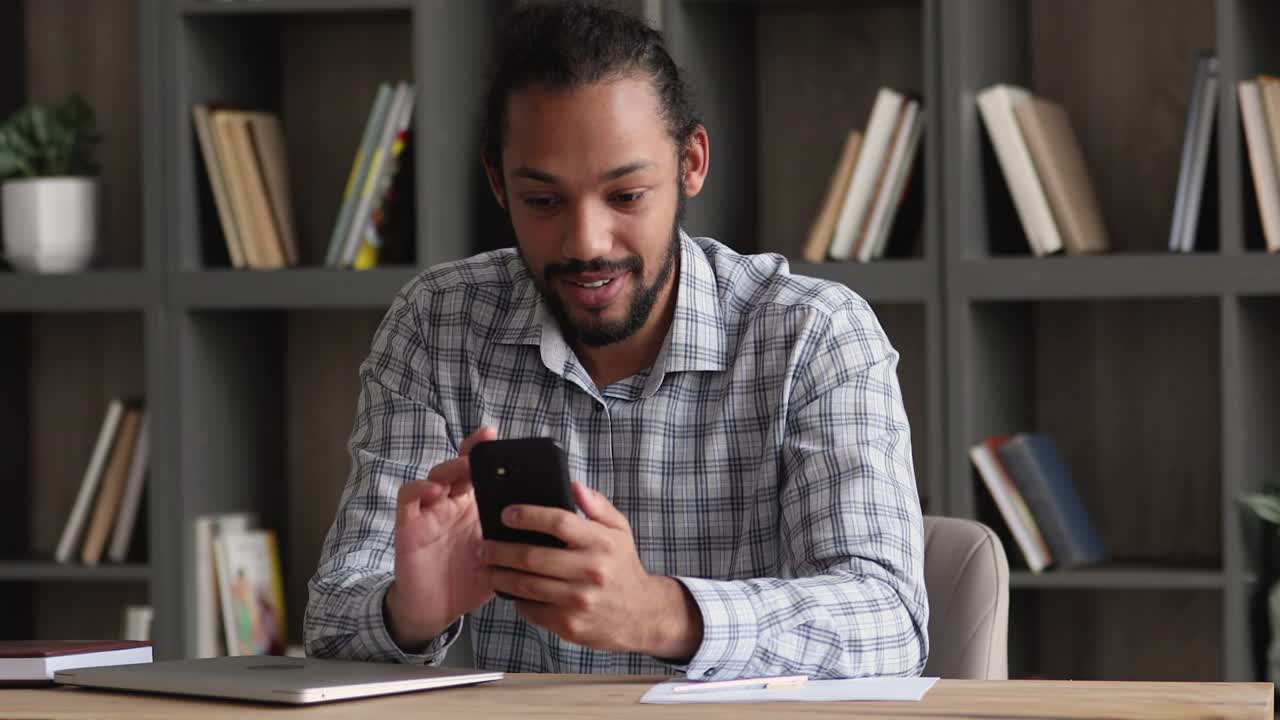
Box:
[1240,493,1280,526]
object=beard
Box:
[518,178,687,349]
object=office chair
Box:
[921,515,1010,679]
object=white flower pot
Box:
[2,176,100,273]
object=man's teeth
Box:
[574,278,611,288]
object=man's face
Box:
[492,76,686,347]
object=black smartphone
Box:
[469,437,577,549]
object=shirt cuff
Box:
[364,577,464,665]
[669,577,760,680]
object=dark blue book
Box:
[996,433,1106,568]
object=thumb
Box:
[573,481,630,532]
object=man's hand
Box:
[384,426,497,651]
[481,482,704,661]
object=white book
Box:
[107,413,149,563]
[121,605,154,642]
[1180,63,1218,252]
[55,399,124,564]
[194,512,258,658]
[976,84,1063,256]
[828,87,904,260]
[1238,80,1280,252]
[861,100,924,262]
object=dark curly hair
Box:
[480,2,701,176]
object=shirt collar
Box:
[493,231,730,387]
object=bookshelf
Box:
[4,0,1279,685]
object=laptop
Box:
[53,654,504,704]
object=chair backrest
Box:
[921,515,1009,679]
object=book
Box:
[996,433,1105,568]
[861,98,925,261]
[214,528,287,656]
[969,436,1053,574]
[326,83,394,267]
[192,104,247,268]
[802,129,863,264]
[107,413,149,563]
[55,399,124,564]
[339,82,413,267]
[829,87,904,260]
[1238,79,1280,253]
[0,640,151,685]
[245,112,300,266]
[1013,96,1110,255]
[1169,53,1218,253]
[81,405,144,566]
[194,511,258,658]
[976,84,1064,256]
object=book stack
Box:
[1236,72,1280,253]
[970,432,1106,574]
[192,106,301,270]
[54,398,149,566]
[976,85,1110,257]
[323,81,417,269]
[802,86,925,264]
[193,512,287,657]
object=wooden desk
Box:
[3,673,1273,719]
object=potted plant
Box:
[0,94,103,273]
[1241,488,1280,685]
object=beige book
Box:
[1238,80,1280,253]
[80,407,143,566]
[246,113,300,266]
[212,113,265,268]
[976,84,1063,256]
[802,130,863,263]
[1256,75,1280,244]
[224,112,288,269]
[192,105,247,269]
[1014,97,1110,255]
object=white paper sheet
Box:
[640,676,939,704]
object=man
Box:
[306,2,928,680]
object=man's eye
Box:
[613,191,646,204]
[524,196,560,209]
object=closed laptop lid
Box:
[54,655,504,704]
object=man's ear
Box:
[481,148,507,209]
[679,124,710,199]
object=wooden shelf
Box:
[787,258,934,304]
[953,254,1230,301]
[0,270,150,312]
[172,267,421,310]
[0,562,150,583]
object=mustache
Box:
[545,256,642,281]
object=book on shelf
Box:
[1169,52,1218,253]
[977,427,1100,568]
[214,528,287,657]
[969,435,1053,574]
[1239,75,1280,253]
[0,640,152,686]
[977,84,1110,258]
[326,81,417,269]
[54,398,148,566]
[121,605,154,643]
[803,86,925,264]
[193,511,258,658]
[192,104,300,270]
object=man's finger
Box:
[459,425,498,456]
[489,568,571,605]
[397,479,447,522]
[502,505,600,548]
[571,482,630,532]
[481,540,589,581]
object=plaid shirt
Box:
[305,233,929,680]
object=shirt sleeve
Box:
[671,299,929,680]
[303,288,464,665]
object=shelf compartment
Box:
[667,0,930,259]
[958,298,1222,570]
